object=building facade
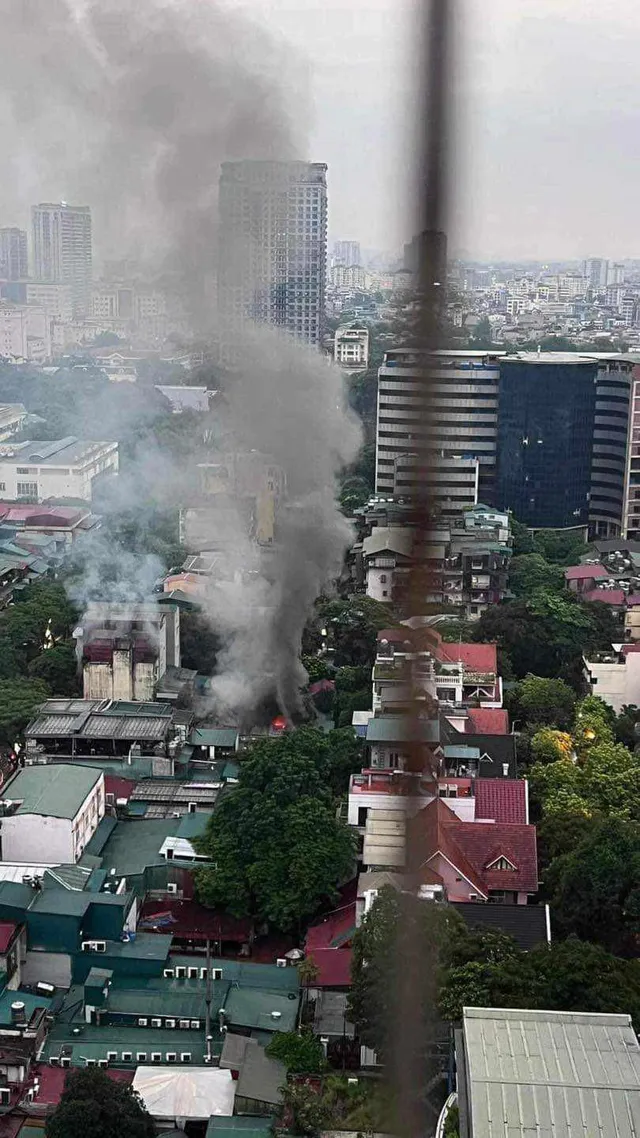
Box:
[218,161,327,346]
[0,438,118,502]
[0,229,28,281]
[0,304,49,362]
[0,765,105,864]
[375,349,502,502]
[31,203,92,319]
[495,352,631,535]
[334,326,369,370]
[333,240,361,267]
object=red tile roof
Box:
[31,1064,133,1106]
[305,947,353,988]
[582,588,626,606]
[305,902,356,988]
[138,898,252,943]
[466,708,509,735]
[475,778,527,824]
[564,564,608,580]
[104,775,135,802]
[0,922,18,953]
[626,594,640,607]
[437,642,497,672]
[409,798,538,896]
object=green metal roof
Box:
[0,882,35,911]
[222,987,298,1033]
[30,890,91,917]
[43,865,93,891]
[84,933,172,963]
[101,701,173,717]
[168,957,299,993]
[41,1023,221,1067]
[206,1118,274,1138]
[189,728,238,748]
[365,716,439,744]
[106,987,209,1019]
[84,816,117,856]
[3,764,102,819]
[176,812,211,839]
[0,987,51,1026]
[98,818,179,875]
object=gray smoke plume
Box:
[0,0,361,718]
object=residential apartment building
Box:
[0,304,49,362]
[375,349,502,503]
[31,203,92,319]
[218,160,327,346]
[0,765,105,864]
[0,228,27,281]
[0,437,118,502]
[333,240,361,267]
[25,281,74,323]
[584,256,609,289]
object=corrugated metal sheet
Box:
[462,1008,640,1137]
[80,714,169,740]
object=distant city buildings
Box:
[0,228,28,281]
[333,240,361,267]
[31,202,92,319]
[218,160,327,346]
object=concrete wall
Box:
[133,662,156,701]
[2,814,72,864]
[586,652,640,713]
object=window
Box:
[0,484,5,492]
[487,855,516,872]
[17,481,38,498]
[357,806,368,827]
[16,467,35,474]
[380,574,387,583]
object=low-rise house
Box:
[305,903,356,991]
[407,798,538,904]
[584,643,640,712]
[444,1007,640,1138]
[0,765,105,864]
[372,628,502,718]
[132,1066,235,1127]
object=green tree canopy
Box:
[45,1068,154,1138]
[28,641,79,694]
[544,817,640,956]
[508,553,565,598]
[193,729,356,930]
[266,1028,326,1074]
[0,677,51,746]
[312,595,396,667]
[510,674,577,729]
[529,737,640,822]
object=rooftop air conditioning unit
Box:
[175,967,186,979]
[137,1052,147,1062]
[165,1019,176,1029]
[212,968,222,980]
[167,883,178,895]
[163,969,175,978]
[98,1059,108,1069]
[181,1052,191,1062]
[107,1051,117,1061]
[188,967,198,979]
[95,941,106,953]
[151,1018,161,1028]
[137,1018,148,1027]
[166,1052,177,1062]
[276,958,287,968]
[151,1052,161,1063]
[121,1052,132,1062]
[60,1057,70,1069]
[49,1057,60,1067]
[188,802,197,813]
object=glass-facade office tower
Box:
[495,353,632,535]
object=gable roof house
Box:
[407,798,538,904]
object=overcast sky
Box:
[242,0,640,262]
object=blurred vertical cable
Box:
[390,2,453,1134]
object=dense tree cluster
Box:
[193,728,358,930]
[45,1068,154,1138]
[0,582,79,744]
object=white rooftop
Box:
[132,1067,235,1122]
